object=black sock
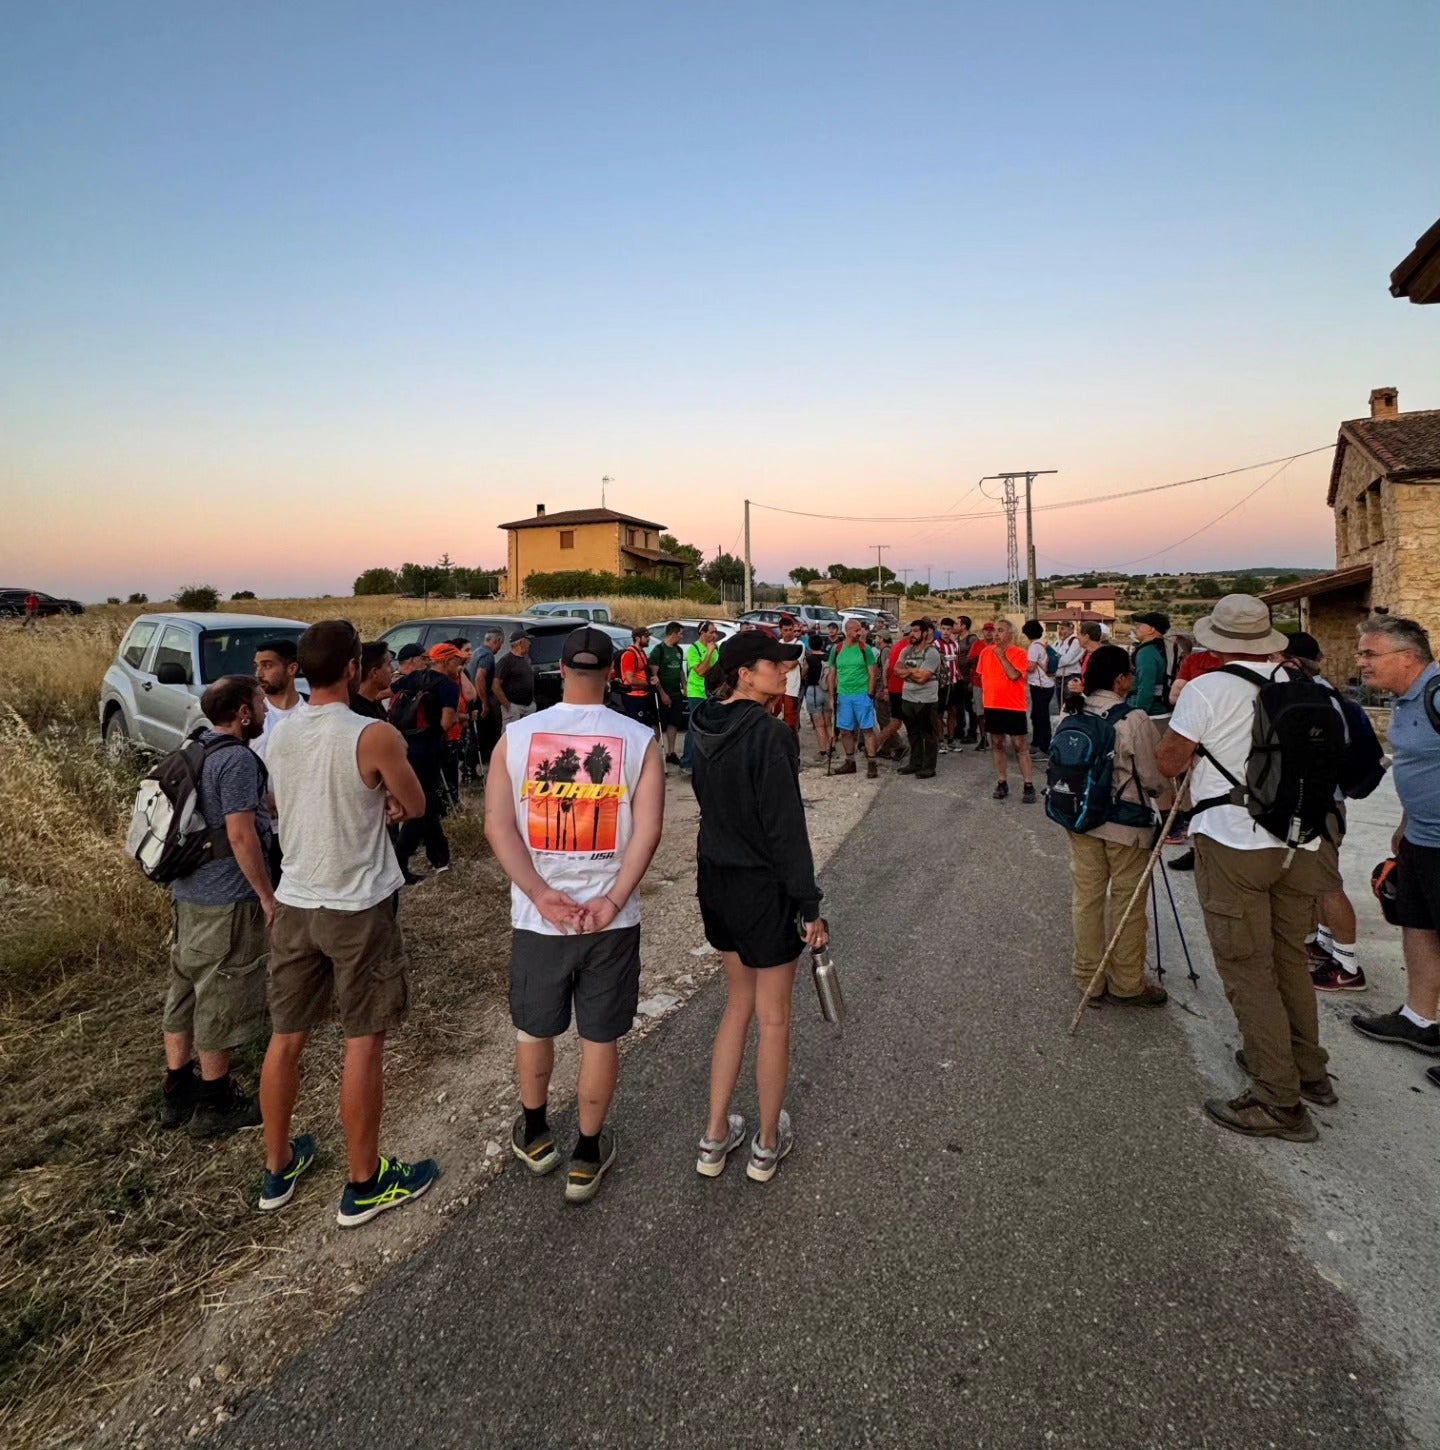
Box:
[198,1074,233,1108]
[348,1160,382,1193]
[573,1130,601,1163]
[523,1104,549,1143]
[165,1064,195,1092]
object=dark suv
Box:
[376,614,585,709]
[0,588,85,617]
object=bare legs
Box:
[706,952,798,1150]
[260,1028,386,1181]
[163,1028,231,1082]
[516,1032,617,1136]
[990,733,1033,786]
[1402,927,1440,1020]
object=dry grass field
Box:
[0,594,734,1447]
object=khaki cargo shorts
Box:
[268,894,408,1039]
[163,899,270,1053]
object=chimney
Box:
[536,503,546,517]
[1370,387,1399,420]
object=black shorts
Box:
[509,926,642,1042]
[697,863,804,970]
[1394,841,1440,932]
[888,691,903,721]
[658,695,687,730]
[621,693,655,727]
[984,707,1028,738]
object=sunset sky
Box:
[3,4,1438,600]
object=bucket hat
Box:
[1191,594,1288,656]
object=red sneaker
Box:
[1312,962,1367,993]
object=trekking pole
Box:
[825,683,837,775]
[1150,870,1164,981]
[1157,856,1200,985]
[1068,767,1192,1037]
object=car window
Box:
[121,621,159,669]
[200,626,306,684]
[382,623,428,652]
[525,631,569,666]
[154,625,195,684]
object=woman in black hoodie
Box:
[688,631,829,1184]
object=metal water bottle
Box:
[812,947,846,1025]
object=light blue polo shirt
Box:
[1391,661,1440,848]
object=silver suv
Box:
[99,612,307,753]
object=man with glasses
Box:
[680,621,721,773]
[1350,617,1440,1086]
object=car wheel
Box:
[103,710,132,757]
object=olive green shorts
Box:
[163,899,270,1053]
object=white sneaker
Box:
[746,1111,794,1183]
[696,1113,746,1177]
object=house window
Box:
[1339,507,1350,555]
[560,530,575,550]
[1367,482,1384,544]
[626,528,637,547]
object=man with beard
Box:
[252,638,308,764]
[158,675,274,1139]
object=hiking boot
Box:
[1350,1008,1440,1056]
[1306,940,1337,971]
[510,1113,560,1175]
[992,781,1009,800]
[898,758,919,776]
[1202,1093,1317,1143]
[1108,982,1168,1007]
[1234,1050,1337,1106]
[188,1080,263,1140]
[336,1154,440,1228]
[746,1110,794,1184]
[696,1113,746,1178]
[565,1127,618,1204]
[834,758,857,776]
[158,1064,200,1129]
[1021,783,1037,804]
[258,1135,318,1212]
[1168,848,1195,871]
[866,757,879,779]
[1311,961,1367,993]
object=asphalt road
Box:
[212,763,1409,1450]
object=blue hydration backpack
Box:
[1044,703,1155,834]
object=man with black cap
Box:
[618,626,656,729]
[1128,612,1174,719]
[484,626,664,1204]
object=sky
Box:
[3,2,1438,600]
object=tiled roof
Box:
[1260,564,1372,607]
[1038,609,1110,623]
[1328,410,1440,503]
[498,508,665,531]
[1052,587,1117,601]
[621,546,687,566]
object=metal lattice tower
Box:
[1003,476,1021,610]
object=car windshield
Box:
[524,631,569,666]
[199,626,305,683]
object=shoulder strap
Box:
[1219,662,1269,688]
[1425,676,1440,733]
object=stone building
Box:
[1262,388,1440,681]
[1051,586,1118,619]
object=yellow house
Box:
[498,505,688,594]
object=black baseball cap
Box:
[719,631,803,673]
[562,626,616,670]
[1286,630,1322,661]
[1132,611,1171,634]
[396,643,425,662]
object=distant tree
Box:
[684,580,721,604]
[1193,577,1222,598]
[126,591,149,604]
[173,584,220,611]
[397,562,446,597]
[660,533,704,569]
[1078,575,1099,589]
[702,551,751,589]
[1270,573,1302,588]
[106,596,120,605]
[354,567,401,596]
[789,566,822,586]
[230,589,256,600]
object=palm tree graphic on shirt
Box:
[583,741,614,849]
[549,746,582,850]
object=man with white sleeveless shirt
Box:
[257,620,438,1227]
[485,626,665,1203]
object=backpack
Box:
[1191,665,1347,854]
[1044,643,1060,677]
[389,668,446,740]
[1044,703,1154,834]
[125,731,256,884]
[1333,692,1385,800]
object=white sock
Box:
[1305,931,1318,946]
[1330,941,1358,971]
[1400,1005,1437,1029]
[1317,925,1334,951]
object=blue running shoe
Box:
[336,1154,440,1229]
[258,1135,317,1212]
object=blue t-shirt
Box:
[170,732,273,906]
[1392,662,1440,848]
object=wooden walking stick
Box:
[1067,766,1193,1037]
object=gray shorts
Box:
[164,899,270,1052]
[510,925,642,1043]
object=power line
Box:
[745,446,1332,525]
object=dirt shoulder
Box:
[84,758,878,1450]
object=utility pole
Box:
[871,543,890,594]
[899,566,912,593]
[743,498,753,612]
[979,470,1057,614]
[926,563,932,596]
[602,474,613,508]
[945,569,954,593]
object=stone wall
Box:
[1390,484,1440,637]
[1305,586,1373,687]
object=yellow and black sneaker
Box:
[336,1154,440,1229]
[510,1114,560,1176]
[564,1127,617,1205]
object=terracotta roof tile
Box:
[498,507,665,531]
[1328,410,1440,503]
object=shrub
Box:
[230,589,256,600]
[613,575,676,599]
[106,596,120,605]
[126,592,148,604]
[524,570,621,599]
[354,567,400,595]
[173,584,220,611]
[683,580,721,605]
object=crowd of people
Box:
[151,592,1437,1223]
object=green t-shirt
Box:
[685,641,718,699]
[649,641,685,696]
[827,642,877,696]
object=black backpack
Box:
[1045,703,1155,834]
[1333,691,1386,800]
[389,668,446,740]
[1192,665,1347,853]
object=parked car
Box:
[100,612,307,753]
[644,618,739,647]
[524,600,613,623]
[1,587,85,617]
[737,605,846,634]
[842,607,899,631]
[376,614,588,710]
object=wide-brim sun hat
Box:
[1191,594,1288,656]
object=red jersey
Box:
[885,640,907,695]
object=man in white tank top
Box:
[485,626,665,1203]
[257,620,440,1229]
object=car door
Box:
[381,621,429,655]
[144,623,201,750]
[115,619,162,737]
